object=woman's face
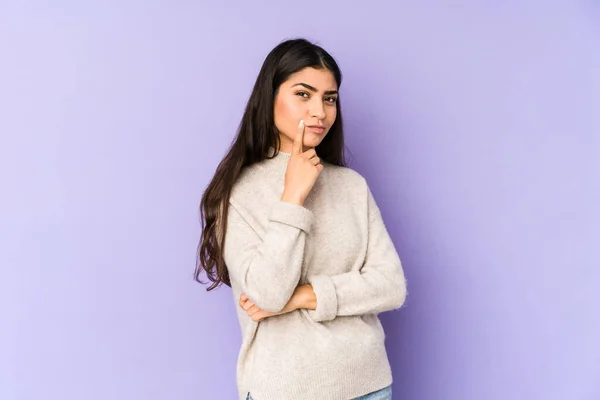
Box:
[273,67,338,153]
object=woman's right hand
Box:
[281,120,323,206]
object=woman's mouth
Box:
[306,125,326,134]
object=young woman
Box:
[196,38,407,400]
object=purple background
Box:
[2,2,599,399]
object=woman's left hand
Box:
[239,293,288,322]
[239,295,269,322]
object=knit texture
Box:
[223,149,407,400]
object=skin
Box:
[240,67,338,321]
[240,285,317,323]
[274,67,339,153]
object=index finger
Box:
[293,119,305,155]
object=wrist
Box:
[281,191,304,206]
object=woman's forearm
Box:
[240,284,317,322]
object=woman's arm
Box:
[240,284,317,322]
[304,187,407,322]
[236,186,407,321]
[224,200,313,313]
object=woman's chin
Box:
[304,134,326,148]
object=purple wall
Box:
[2,2,599,399]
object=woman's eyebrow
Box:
[293,82,338,95]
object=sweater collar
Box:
[267,146,291,161]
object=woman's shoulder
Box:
[229,163,281,207]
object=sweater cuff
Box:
[269,201,313,233]
[306,274,338,322]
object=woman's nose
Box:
[310,101,326,120]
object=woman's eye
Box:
[296,91,337,104]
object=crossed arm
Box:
[226,187,407,324]
[239,284,317,322]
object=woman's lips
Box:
[306,125,325,134]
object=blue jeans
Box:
[353,385,393,400]
[246,385,392,400]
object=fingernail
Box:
[298,120,304,127]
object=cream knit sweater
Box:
[223,149,407,400]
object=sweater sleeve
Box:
[223,200,313,313]
[305,186,407,322]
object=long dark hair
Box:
[196,38,346,291]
